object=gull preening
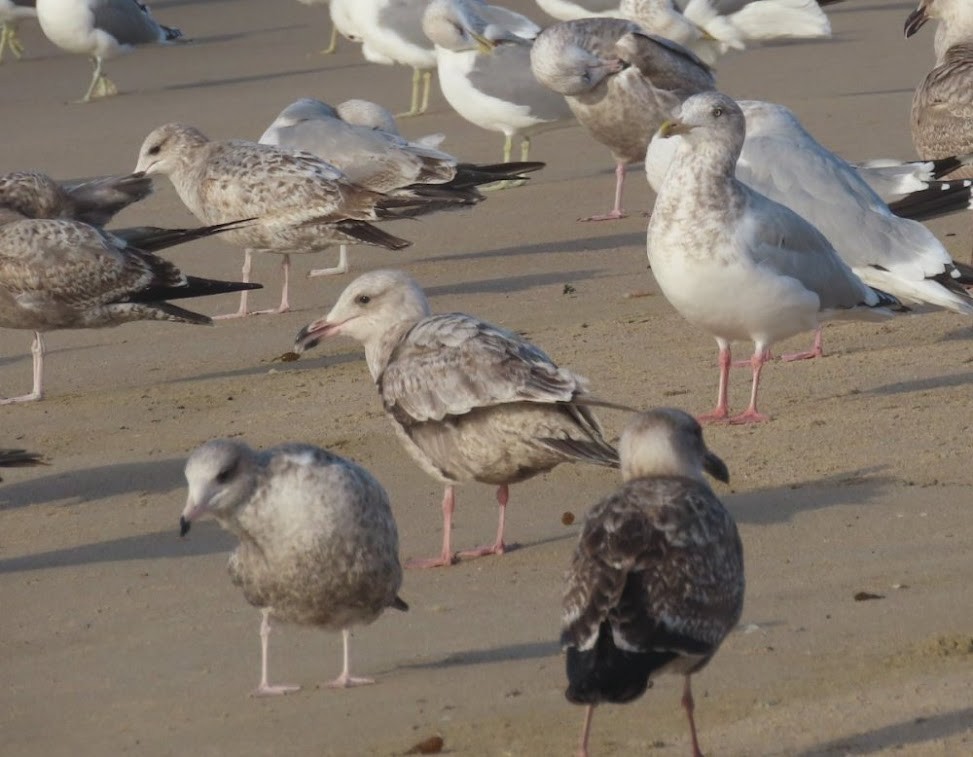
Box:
[423,0,574,165]
[36,0,183,101]
[293,269,621,568]
[0,218,259,404]
[646,93,900,423]
[0,170,152,225]
[0,0,37,62]
[181,440,407,695]
[133,123,423,318]
[562,408,743,757]
[531,19,714,220]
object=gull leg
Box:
[251,254,291,315]
[1,332,45,405]
[458,484,509,558]
[729,347,771,424]
[419,70,432,113]
[579,163,628,222]
[576,704,595,757]
[779,327,824,362]
[322,24,338,55]
[309,245,350,277]
[482,135,523,191]
[698,342,731,423]
[681,676,704,757]
[406,485,458,568]
[80,56,117,102]
[0,22,26,62]
[214,250,255,320]
[325,629,375,688]
[251,609,301,697]
[398,68,423,117]
[502,133,513,163]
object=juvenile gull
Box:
[645,99,973,360]
[0,219,259,404]
[259,97,544,274]
[647,92,900,423]
[296,0,339,55]
[0,0,37,62]
[0,170,152,226]
[293,269,622,568]
[562,408,742,757]
[181,440,407,695]
[36,0,183,101]
[531,19,714,220]
[134,123,418,318]
[423,0,574,165]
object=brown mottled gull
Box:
[531,19,714,220]
[0,218,259,404]
[647,92,900,423]
[562,408,742,757]
[133,123,422,319]
[293,269,622,568]
[181,439,407,695]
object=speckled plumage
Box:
[0,170,152,226]
[294,269,620,566]
[561,408,742,757]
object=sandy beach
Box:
[1,1,971,755]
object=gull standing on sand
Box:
[0,219,259,404]
[647,93,900,423]
[0,1,37,62]
[531,19,714,220]
[562,408,742,757]
[296,0,339,55]
[259,97,544,275]
[133,123,423,318]
[293,269,622,568]
[181,440,407,695]
[423,0,575,165]
[36,0,183,101]
[645,99,973,360]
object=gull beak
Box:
[294,317,340,353]
[703,450,730,484]
[904,4,928,37]
[179,497,208,537]
[659,120,695,138]
[471,31,496,53]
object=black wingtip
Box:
[179,516,191,537]
[391,596,409,612]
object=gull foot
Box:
[728,410,770,425]
[325,674,374,689]
[578,210,627,222]
[406,553,457,569]
[250,683,301,697]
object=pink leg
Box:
[729,348,771,424]
[579,163,628,222]
[458,484,509,559]
[325,629,374,689]
[251,609,300,697]
[577,704,595,757]
[406,486,458,568]
[1,331,45,405]
[214,249,254,320]
[309,245,350,277]
[779,327,824,362]
[682,676,704,757]
[697,344,731,423]
[251,254,292,315]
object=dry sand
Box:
[1,1,971,755]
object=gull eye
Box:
[712,106,724,118]
[215,467,233,484]
[355,294,371,305]
[148,144,161,156]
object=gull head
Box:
[336,99,401,135]
[423,0,494,53]
[619,408,729,484]
[294,268,432,355]
[661,91,744,146]
[271,98,339,129]
[135,123,210,177]
[531,27,625,96]
[181,440,258,536]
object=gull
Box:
[293,269,622,568]
[645,98,973,360]
[531,19,714,220]
[296,0,339,55]
[259,97,544,274]
[646,92,900,423]
[1,170,152,226]
[36,0,183,102]
[181,440,407,695]
[0,0,37,62]
[0,218,259,404]
[133,123,421,319]
[423,0,574,165]
[562,408,742,757]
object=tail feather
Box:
[447,161,546,189]
[112,218,254,253]
[333,219,411,250]
[889,180,973,222]
[540,437,620,468]
[126,276,262,305]
[141,302,211,325]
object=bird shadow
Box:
[0,523,234,575]
[864,371,973,396]
[397,640,560,672]
[162,347,363,385]
[164,63,364,93]
[425,270,605,299]
[417,235,644,264]
[840,87,916,98]
[796,708,973,756]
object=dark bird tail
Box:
[448,161,545,190]
[113,218,255,253]
[391,596,409,612]
[127,275,262,305]
[889,179,973,222]
[60,173,154,226]
[333,219,412,250]
[162,25,183,42]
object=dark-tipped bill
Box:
[294,318,338,354]
[904,6,928,37]
[704,450,730,484]
[179,516,191,537]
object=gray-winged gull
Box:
[645,98,973,360]
[531,18,714,220]
[0,218,260,404]
[293,269,622,568]
[423,0,574,165]
[36,0,183,101]
[259,97,544,274]
[133,123,424,318]
[562,408,742,757]
[296,0,339,54]
[181,439,407,695]
[647,92,900,423]
[0,0,37,62]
